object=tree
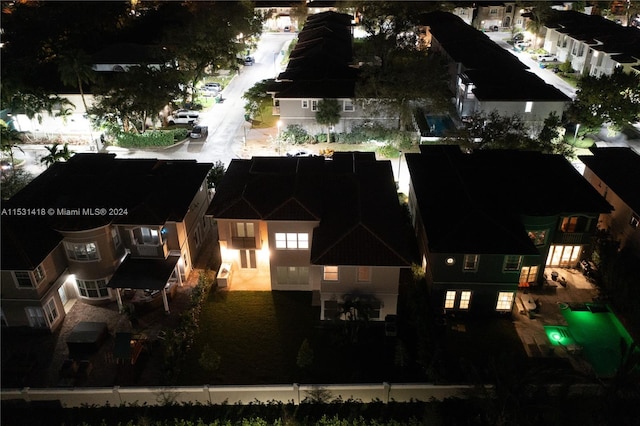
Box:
[296,338,314,370]
[1,120,24,169]
[315,98,341,143]
[242,80,271,122]
[522,2,553,49]
[57,49,95,112]
[206,160,226,190]
[568,67,640,133]
[40,143,72,168]
[1,168,34,200]
[289,0,309,31]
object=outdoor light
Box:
[551,332,562,342]
[446,257,455,265]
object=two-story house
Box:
[417,11,571,127]
[266,11,399,136]
[543,10,640,77]
[405,145,611,316]
[473,2,517,30]
[579,147,640,257]
[1,153,212,331]
[207,153,412,321]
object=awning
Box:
[107,254,180,290]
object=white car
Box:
[201,82,221,97]
[537,53,557,62]
[286,148,314,157]
[168,110,199,125]
[514,40,531,49]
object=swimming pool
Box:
[425,115,455,136]
[544,303,637,377]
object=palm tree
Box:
[1,120,24,169]
[40,143,72,168]
[57,49,95,112]
[315,98,341,143]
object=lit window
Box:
[463,254,479,271]
[235,222,255,238]
[527,230,547,246]
[274,233,308,249]
[503,255,522,271]
[65,242,99,261]
[519,266,539,285]
[525,101,533,113]
[323,266,339,281]
[444,291,456,309]
[496,292,514,311]
[630,214,639,229]
[357,267,371,282]
[459,291,472,310]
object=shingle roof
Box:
[406,145,612,254]
[1,154,212,269]
[579,147,640,214]
[208,153,411,267]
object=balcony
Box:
[229,237,257,249]
[131,243,167,258]
[555,232,589,245]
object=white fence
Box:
[1,383,473,408]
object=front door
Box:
[58,285,68,306]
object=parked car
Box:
[284,26,291,32]
[286,149,314,157]
[536,53,557,62]
[201,82,221,97]
[514,40,531,49]
[244,56,254,66]
[168,110,199,125]
[190,125,208,139]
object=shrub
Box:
[376,143,400,158]
[559,60,573,74]
[282,124,312,145]
[116,129,189,148]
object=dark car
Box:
[244,56,254,66]
[190,125,208,139]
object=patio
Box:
[512,267,599,362]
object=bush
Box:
[376,143,400,158]
[559,60,573,74]
[116,129,189,148]
[282,124,312,144]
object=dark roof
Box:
[417,11,571,103]
[208,153,411,267]
[91,43,168,65]
[268,11,357,99]
[405,145,612,254]
[2,154,211,269]
[579,147,640,214]
[107,254,180,290]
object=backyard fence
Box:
[1,382,603,408]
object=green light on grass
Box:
[551,332,562,342]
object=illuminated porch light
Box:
[446,257,455,266]
[551,332,562,342]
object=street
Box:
[17,33,295,175]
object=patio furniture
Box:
[66,322,108,358]
[113,332,146,365]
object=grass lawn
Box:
[178,290,423,385]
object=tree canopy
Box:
[315,99,341,143]
[568,67,640,132]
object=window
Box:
[133,227,159,245]
[519,266,539,285]
[301,100,309,108]
[527,230,547,246]
[560,216,589,233]
[274,233,308,249]
[630,214,639,229]
[65,242,99,261]
[503,255,522,272]
[311,100,318,111]
[239,249,257,269]
[323,266,339,281]
[235,222,255,238]
[112,228,121,247]
[357,266,371,282]
[496,292,514,311]
[525,101,533,113]
[276,266,309,285]
[194,225,202,248]
[25,307,47,328]
[444,291,456,309]
[490,8,498,14]
[505,5,512,13]
[459,291,472,310]
[546,245,581,267]
[77,279,109,298]
[14,271,33,288]
[343,100,355,112]
[44,298,58,324]
[463,254,479,271]
[33,264,45,283]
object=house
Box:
[543,10,640,77]
[206,152,412,321]
[405,145,611,316]
[417,11,571,125]
[1,154,212,332]
[266,11,398,136]
[473,2,517,30]
[579,147,640,256]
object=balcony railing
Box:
[131,244,165,258]
[229,237,257,249]
[555,232,589,245]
